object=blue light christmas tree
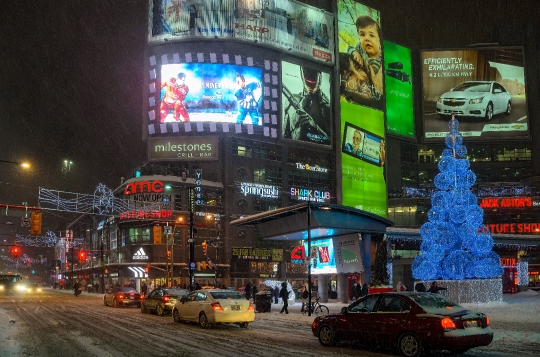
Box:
[412,115,503,281]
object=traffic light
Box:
[145,263,151,273]
[30,211,42,235]
[153,226,162,244]
[12,246,19,259]
[78,251,87,263]
[166,251,171,261]
[202,240,207,255]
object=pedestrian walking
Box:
[279,282,289,314]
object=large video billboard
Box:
[149,0,335,64]
[338,1,387,218]
[281,61,332,146]
[304,238,336,275]
[421,47,529,141]
[384,40,414,139]
[160,63,262,124]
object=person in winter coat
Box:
[415,281,426,292]
[279,282,289,314]
[360,283,369,297]
[273,285,279,304]
[428,281,446,294]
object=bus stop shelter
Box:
[230,202,393,304]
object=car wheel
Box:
[398,332,423,357]
[485,102,493,121]
[318,324,336,347]
[113,298,120,308]
[156,304,164,316]
[505,101,511,115]
[173,308,181,323]
[199,312,211,329]
[141,303,147,313]
[239,322,249,329]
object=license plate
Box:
[130,297,134,300]
[231,305,240,311]
[464,320,478,328]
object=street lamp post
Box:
[0,159,30,169]
[189,188,195,290]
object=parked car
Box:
[103,287,142,308]
[436,81,511,121]
[312,292,493,357]
[172,289,255,329]
[141,288,189,316]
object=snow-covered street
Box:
[1,289,539,356]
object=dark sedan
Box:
[141,288,189,316]
[312,292,493,357]
[104,287,142,308]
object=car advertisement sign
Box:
[421,47,529,141]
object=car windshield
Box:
[210,291,243,300]
[409,293,464,314]
[164,289,188,297]
[453,82,491,92]
[116,287,138,293]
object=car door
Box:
[341,295,379,344]
[377,296,412,344]
[179,292,198,321]
[146,289,160,310]
[195,292,209,318]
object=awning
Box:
[230,202,393,241]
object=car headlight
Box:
[469,97,484,105]
[37,288,42,292]
[0,285,4,290]
[437,97,443,103]
[16,285,26,291]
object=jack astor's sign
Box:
[148,136,219,161]
[480,197,535,208]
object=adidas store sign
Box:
[133,247,149,260]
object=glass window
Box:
[142,228,151,242]
[350,295,379,313]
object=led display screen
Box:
[304,238,336,275]
[337,0,384,111]
[149,0,335,64]
[281,61,332,146]
[421,47,529,140]
[384,40,414,138]
[338,1,387,218]
[160,63,262,124]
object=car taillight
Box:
[118,294,125,300]
[247,303,254,311]
[486,315,490,326]
[441,317,456,329]
[211,302,224,311]
[163,296,170,303]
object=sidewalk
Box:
[255,299,349,323]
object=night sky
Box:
[0,1,148,228]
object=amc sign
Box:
[124,180,163,195]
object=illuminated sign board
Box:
[384,40,414,139]
[148,0,335,64]
[124,180,164,195]
[148,136,219,161]
[304,238,336,274]
[289,187,330,203]
[239,182,279,198]
[231,248,283,261]
[421,47,529,141]
[338,1,387,218]
[131,193,173,210]
[295,163,328,173]
[132,247,150,261]
[160,63,262,125]
[500,257,516,267]
[119,210,173,220]
[487,223,540,234]
[291,245,306,264]
[480,197,534,209]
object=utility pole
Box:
[189,187,195,290]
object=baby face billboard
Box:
[384,40,414,139]
[160,63,262,124]
[421,47,529,141]
[337,0,384,111]
[281,61,332,146]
